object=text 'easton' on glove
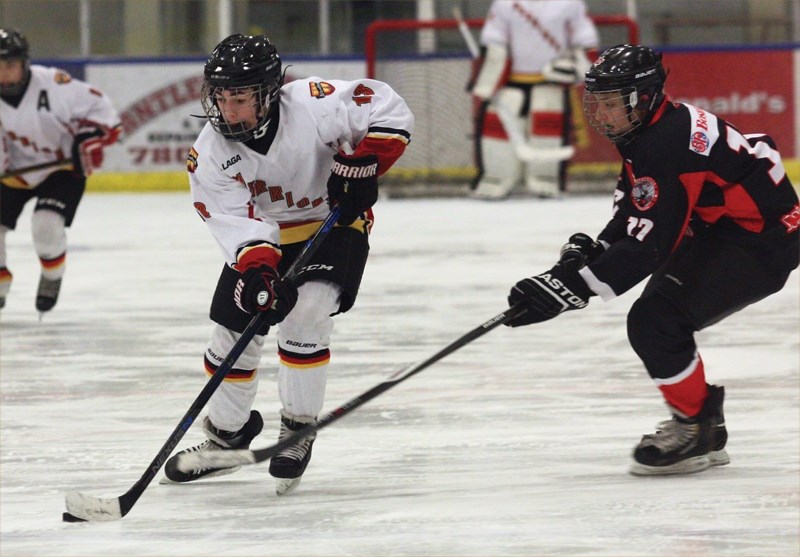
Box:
[234,264,298,325]
[326,153,379,225]
[506,258,593,327]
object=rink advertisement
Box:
[84,58,364,190]
[79,48,799,191]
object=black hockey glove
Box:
[234,265,298,325]
[559,233,605,267]
[506,257,593,327]
[326,153,379,226]
[71,128,106,176]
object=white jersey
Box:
[188,77,413,267]
[480,0,598,74]
[0,119,8,174]
[0,64,121,188]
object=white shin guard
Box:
[277,281,341,418]
[31,210,67,278]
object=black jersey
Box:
[585,99,800,299]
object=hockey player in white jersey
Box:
[469,0,597,199]
[0,28,121,312]
[163,34,413,495]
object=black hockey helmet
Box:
[583,44,667,144]
[0,28,31,95]
[201,34,284,142]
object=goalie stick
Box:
[453,7,575,164]
[62,207,341,523]
[173,303,529,473]
[0,158,71,180]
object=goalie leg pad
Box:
[473,87,524,199]
[525,84,569,197]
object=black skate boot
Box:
[630,385,726,476]
[268,411,316,496]
[163,410,263,483]
[36,276,62,313]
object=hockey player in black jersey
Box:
[505,44,799,476]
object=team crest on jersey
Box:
[352,83,374,106]
[690,131,710,154]
[630,177,659,211]
[309,81,335,98]
[54,70,72,84]
[186,147,199,173]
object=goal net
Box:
[365,16,639,195]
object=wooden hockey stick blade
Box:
[61,208,340,522]
[0,159,71,180]
[175,304,529,473]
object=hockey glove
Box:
[71,128,107,176]
[234,265,298,325]
[559,233,605,267]
[506,257,593,327]
[326,153,379,226]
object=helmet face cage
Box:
[201,34,283,142]
[583,44,666,145]
[0,28,30,96]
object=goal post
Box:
[365,15,639,195]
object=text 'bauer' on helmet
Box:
[582,44,667,144]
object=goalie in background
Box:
[468,0,597,199]
[0,28,121,314]
[505,44,799,476]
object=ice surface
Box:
[1,192,798,556]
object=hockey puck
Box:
[62,512,86,523]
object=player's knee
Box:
[627,295,696,378]
[207,324,264,371]
[31,209,66,255]
[278,281,339,346]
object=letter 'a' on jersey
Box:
[583,44,667,144]
[201,34,284,142]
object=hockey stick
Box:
[63,207,341,522]
[174,303,529,473]
[0,158,71,180]
[453,7,575,163]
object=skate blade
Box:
[275,476,302,496]
[709,449,730,467]
[629,455,711,477]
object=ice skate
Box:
[630,385,727,476]
[35,275,61,314]
[162,410,263,483]
[269,411,316,496]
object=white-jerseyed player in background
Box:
[163,34,413,496]
[0,28,121,313]
[469,0,597,199]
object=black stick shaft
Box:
[248,304,528,464]
[0,159,70,179]
[115,208,340,517]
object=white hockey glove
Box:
[542,50,593,85]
